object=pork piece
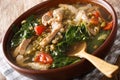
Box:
[16,55,50,70]
[40,22,63,47]
[52,8,64,22]
[59,4,78,14]
[13,38,32,57]
[40,7,64,47]
[42,11,53,26]
[74,10,88,23]
[42,8,64,26]
[27,63,50,70]
[16,55,28,66]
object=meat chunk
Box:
[16,55,28,66]
[16,55,50,70]
[40,22,63,47]
[52,8,64,22]
[42,8,64,26]
[42,11,53,26]
[74,10,88,23]
[13,38,32,57]
[41,7,64,47]
[27,63,50,70]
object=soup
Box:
[10,3,112,70]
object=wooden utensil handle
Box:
[76,51,119,78]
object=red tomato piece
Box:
[103,21,113,30]
[34,52,53,64]
[34,25,46,35]
[93,11,100,18]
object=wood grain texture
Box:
[0,0,120,80]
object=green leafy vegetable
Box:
[11,15,38,47]
[50,24,89,68]
[65,24,89,44]
[53,24,89,56]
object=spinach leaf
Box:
[54,24,89,55]
[50,24,89,68]
[11,15,38,47]
[65,24,89,45]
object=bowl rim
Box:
[2,0,118,74]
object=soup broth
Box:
[10,3,112,70]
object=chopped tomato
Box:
[34,52,53,64]
[34,25,46,35]
[103,21,113,30]
[90,11,101,25]
[93,11,100,18]
[90,18,99,25]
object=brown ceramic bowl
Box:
[2,0,117,80]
